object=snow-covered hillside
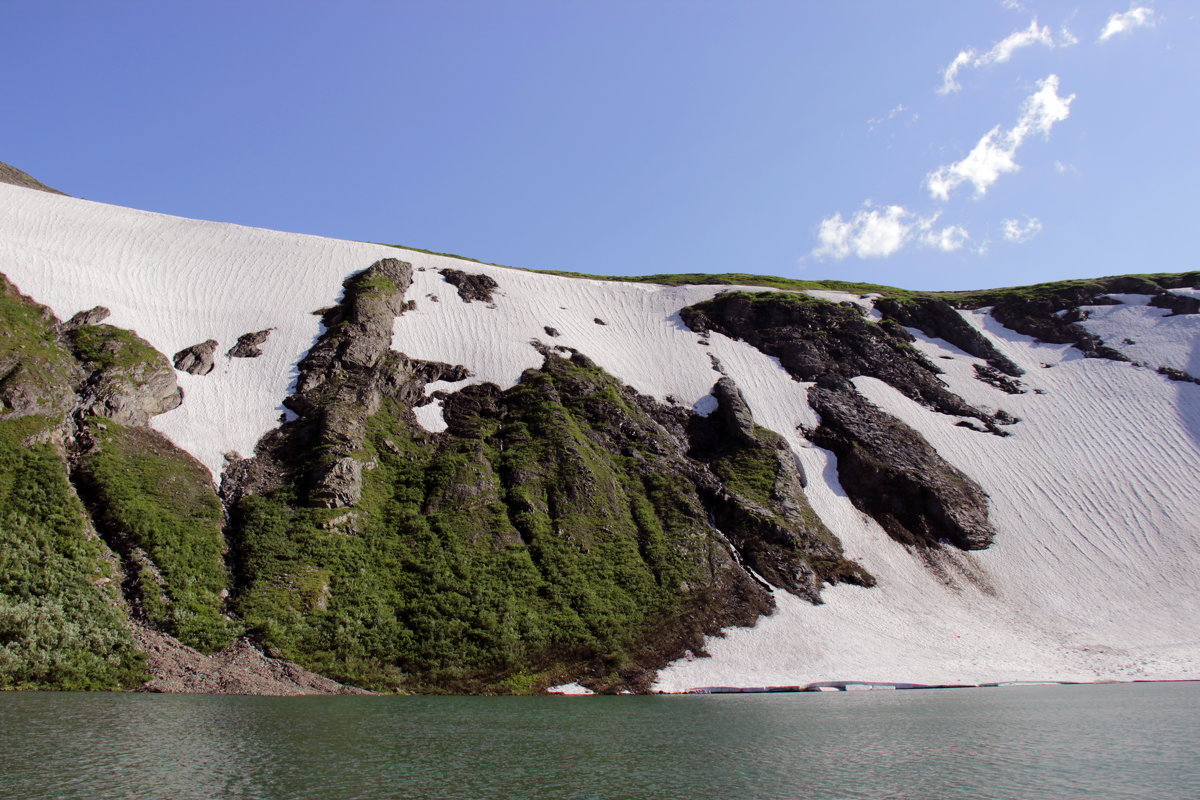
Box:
[2,181,1198,690]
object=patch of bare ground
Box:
[133,625,373,695]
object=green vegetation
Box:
[0,417,145,690]
[235,354,719,692]
[0,278,80,420]
[379,240,1200,311]
[67,324,163,373]
[79,419,239,652]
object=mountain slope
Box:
[0,180,1197,692]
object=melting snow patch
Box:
[412,399,448,433]
[547,682,593,695]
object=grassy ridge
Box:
[0,417,145,690]
[234,354,722,692]
[79,420,239,652]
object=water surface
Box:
[1,682,1197,799]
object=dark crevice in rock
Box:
[808,379,995,551]
[439,268,498,304]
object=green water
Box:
[1,682,1197,799]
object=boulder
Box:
[173,340,218,375]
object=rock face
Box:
[439,268,498,303]
[1149,292,1200,316]
[223,259,876,691]
[686,377,872,601]
[64,305,112,329]
[228,329,273,358]
[173,340,219,375]
[682,291,998,427]
[67,324,183,427]
[875,296,1023,377]
[808,380,995,550]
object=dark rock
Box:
[681,291,998,428]
[808,382,995,551]
[311,456,363,508]
[683,376,871,600]
[973,363,1025,394]
[876,296,1023,377]
[711,377,758,446]
[439,269,498,303]
[544,326,560,337]
[1149,292,1200,316]
[1158,366,1200,385]
[64,306,111,329]
[173,340,219,376]
[594,318,607,325]
[68,325,183,427]
[228,329,273,358]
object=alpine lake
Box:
[1,681,1197,799]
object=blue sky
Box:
[3,1,1194,290]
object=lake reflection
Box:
[1,683,1198,799]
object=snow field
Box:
[654,305,1200,689]
[4,182,1198,689]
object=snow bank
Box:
[3,181,1197,690]
[654,306,1200,690]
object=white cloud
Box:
[927,75,1074,200]
[938,19,1055,94]
[939,51,976,95]
[811,203,968,260]
[1002,216,1043,242]
[1060,25,1080,46]
[1099,7,1156,41]
[868,104,908,132]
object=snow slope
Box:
[2,182,1198,689]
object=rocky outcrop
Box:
[1149,292,1200,316]
[173,340,219,375]
[227,329,273,358]
[808,379,995,551]
[682,291,1001,429]
[950,275,1200,360]
[64,305,112,329]
[222,258,468,509]
[711,376,758,446]
[875,296,1022,377]
[685,376,871,602]
[440,268,498,303]
[67,325,183,427]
